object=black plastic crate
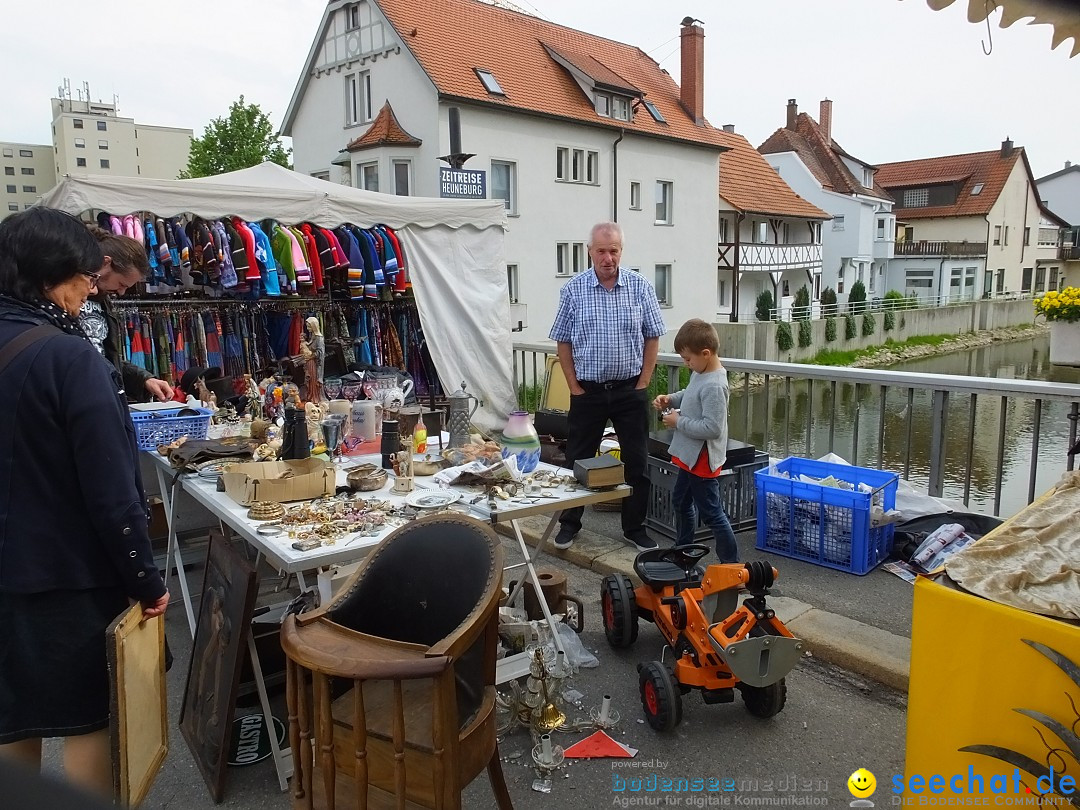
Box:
[645,452,768,541]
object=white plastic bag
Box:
[555,622,598,669]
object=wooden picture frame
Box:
[107,603,167,808]
[179,532,259,804]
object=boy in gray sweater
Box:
[652,319,738,561]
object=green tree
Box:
[845,314,857,339]
[820,286,838,316]
[793,285,811,320]
[862,312,876,336]
[848,280,867,314]
[776,322,794,351]
[883,311,895,332]
[181,95,291,179]
[798,319,812,347]
[756,289,775,322]
[825,317,837,342]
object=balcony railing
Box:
[717,242,822,272]
[1059,245,1080,261]
[893,240,987,257]
[512,344,1080,518]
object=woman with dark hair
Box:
[0,208,168,798]
[82,226,174,402]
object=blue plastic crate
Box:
[130,407,214,451]
[754,457,899,575]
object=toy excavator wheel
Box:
[601,574,638,648]
[739,677,787,719]
[638,661,682,731]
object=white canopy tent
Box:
[41,162,516,432]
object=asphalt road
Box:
[39,534,907,809]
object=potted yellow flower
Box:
[1034,286,1080,365]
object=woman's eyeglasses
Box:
[81,270,101,285]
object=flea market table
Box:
[144,449,630,791]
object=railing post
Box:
[928,390,949,497]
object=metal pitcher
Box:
[446,381,480,449]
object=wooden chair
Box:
[281,514,514,810]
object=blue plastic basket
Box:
[130,407,214,451]
[754,457,899,575]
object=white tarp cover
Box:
[41,162,516,432]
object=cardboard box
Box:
[222,458,335,506]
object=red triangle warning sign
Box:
[563,730,637,759]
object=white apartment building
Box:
[50,95,191,181]
[0,142,55,221]
[281,0,730,346]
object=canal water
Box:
[729,334,1078,518]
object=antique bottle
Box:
[501,410,541,473]
[446,382,480,449]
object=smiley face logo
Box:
[847,768,877,799]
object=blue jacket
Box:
[0,309,165,601]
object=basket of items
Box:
[130,407,214,452]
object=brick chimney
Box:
[1001,137,1014,157]
[819,98,833,145]
[786,99,798,131]
[679,19,705,125]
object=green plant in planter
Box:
[798,319,812,347]
[777,322,794,351]
[756,289,775,322]
[825,317,837,342]
[793,285,811,320]
[862,313,876,336]
[848,280,867,314]
[845,314,857,339]
[820,286,837,316]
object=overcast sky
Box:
[2,0,1075,178]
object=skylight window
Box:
[475,69,505,96]
[643,100,666,123]
[971,182,984,195]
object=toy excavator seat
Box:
[633,544,710,590]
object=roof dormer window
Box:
[971,182,984,195]
[475,69,505,96]
[595,91,631,122]
[643,100,666,124]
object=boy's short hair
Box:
[673,318,719,354]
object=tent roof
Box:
[40,162,507,231]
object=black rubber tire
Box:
[601,574,638,648]
[740,677,787,719]
[638,661,682,731]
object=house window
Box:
[573,243,586,274]
[630,181,640,210]
[20,168,33,176]
[5,185,14,193]
[586,151,598,184]
[311,171,330,181]
[1024,227,1031,246]
[7,204,17,212]
[571,150,583,182]
[3,167,11,175]
[814,274,822,299]
[863,168,873,187]
[993,225,1001,246]
[97,120,107,131]
[1039,228,1059,247]
[718,217,729,243]
[1,148,12,157]
[73,119,84,129]
[1049,266,1060,290]
[346,2,361,29]
[654,264,672,306]
[556,147,568,180]
[556,147,599,185]
[490,160,515,213]
[1034,267,1047,293]
[971,182,984,195]
[1022,267,1033,292]
[837,264,845,295]
[74,138,85,149]
[754,222,768,244]
[21,186,35,193]
[1003,226,1009,246]
[392,160,411,196]
[655,181,673,225]
[832,215,845,232]
[98,140,108,150]
[782,280,790,297]
[555,242,587,276]
[475,69,505,96]
[18,149,31,158]
[809,222,822,243]
[717,277,727,307]
[643,100,666,123]
[76,157,86,167]
[100,159,110,169]
[782,222,791,244]
[360,161,379,191]
[996,268,1005,293]
[595,94,610,117]
[345,72,371,126]
[507,264,519,303]
[903,188,929,207]
[903,225,914,242]
[877,218,886,239]
[594,92,631,121]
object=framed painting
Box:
[179,532,259,803]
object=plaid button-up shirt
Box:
[549,267,666,382]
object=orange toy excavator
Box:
[601,544,803,731]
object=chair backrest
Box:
[329,514,498,647]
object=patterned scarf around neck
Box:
[0,294,91,342]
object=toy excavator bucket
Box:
[707,625,803,687]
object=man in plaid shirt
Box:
[549,222,666,551]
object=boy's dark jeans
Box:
[672,467,738,562]
[559,383,650,536]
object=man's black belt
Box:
[579,377,637,391]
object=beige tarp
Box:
[911,0,1080,56]
[945,471,1080,621]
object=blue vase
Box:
[501,411,541,473]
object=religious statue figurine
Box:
[391,448,414,494]
[244,373,263,420]
[305,401,324,449]
[301,316,326,404]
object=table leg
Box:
[247,630,291,791]
[156,465,196,638]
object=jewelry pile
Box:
[253,493,426,552]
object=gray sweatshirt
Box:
[667,368,730,473]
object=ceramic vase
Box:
[1049,321,1080,367]
[501,411,541,473]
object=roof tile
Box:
[718,132,830,220]
[346,101,423,152]
[876,148,1020,219]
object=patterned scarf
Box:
[0,294,91,342]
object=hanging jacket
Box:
[230,218,261,282]
[169,218,193,272]
[285,226,312,286]
[298,224,324,291]
[246,221,281,297]
[270,224,298,295]
[221,219,248,285]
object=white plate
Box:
[404,490,461,509]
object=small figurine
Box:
[195,376,216,410]
[301,316,326,404]
[391,448,414,494]
[305,401,323,448]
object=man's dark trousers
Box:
[559,380,650,536]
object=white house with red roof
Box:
[281,0,735,345]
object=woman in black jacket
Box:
[0,208,168,798]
